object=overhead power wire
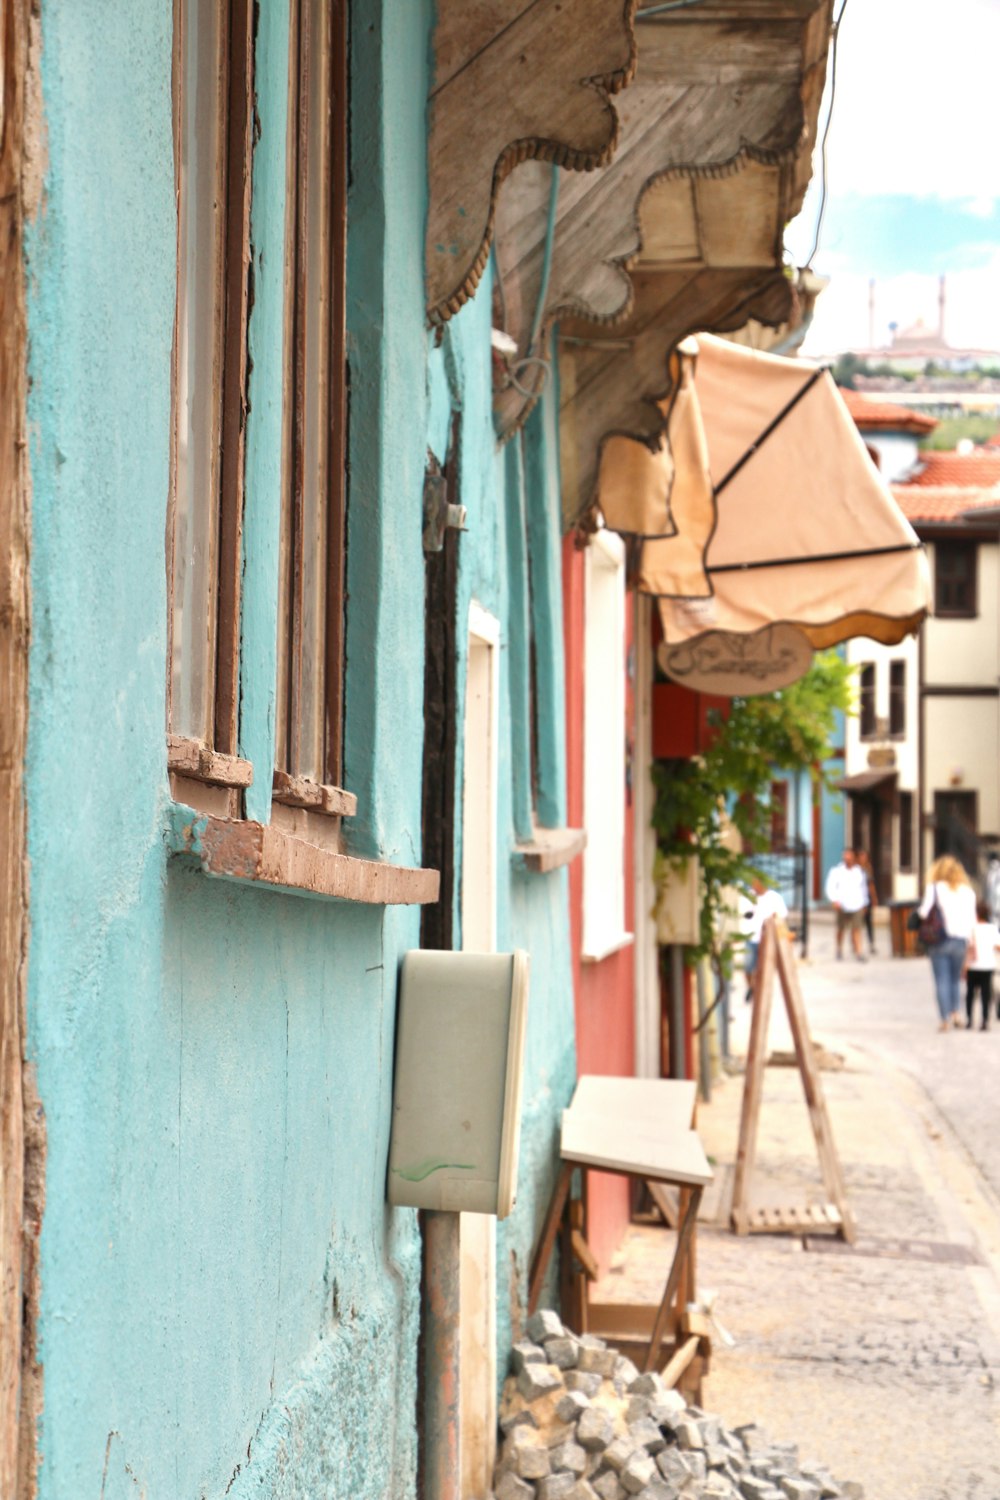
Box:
[806,0,850,268]
[636,0,705,17]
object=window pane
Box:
[171,0,226,741]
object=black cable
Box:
[806,0,850,268]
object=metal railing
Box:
[753,838,811,957]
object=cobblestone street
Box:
[594,916,1000,1500]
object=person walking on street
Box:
[744,876,788,1001]
[965,899,1000,1031]
[857,850,878,955]
[825,848,868,961]
[918,855,977,1031]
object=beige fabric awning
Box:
[596,333,932,692]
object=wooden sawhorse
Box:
[527,1077,713,1375]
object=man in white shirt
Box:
[825,847,869,962]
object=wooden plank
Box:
[646,1179,679,1230]
[774,932,856,1244]
[587,1302,657,1340]
[528,1161,574,1315]
[166,805,440,906]
[514,826,587,874]
[0,8,41,1493]
[560,1115,712,1188]
[660,1335,699,1390]
[731,917,779,1234]
[167,734,254,788]
[644,1184,702,1372]
[426,0,637,325]
[570,1077,698,1132]
[570,1228,600,1283]
[272,768,357,817]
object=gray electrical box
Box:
[387,949,530,1218]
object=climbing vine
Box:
[651,651,855,967]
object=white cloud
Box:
[802,250,1000,357]
[798,0,1000,208]
[963,196,997,221]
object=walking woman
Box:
[918,856,977,1031]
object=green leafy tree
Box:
[651,650,854,967]
[921,414,1000,451]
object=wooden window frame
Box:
[167,0,255,807]
[934,540,977,619]
[272,0,350,826]
[888,659,906,739]
[898,788,914,873]
[858,662,876,741]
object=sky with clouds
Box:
[783,0,1000,356]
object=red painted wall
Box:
[562,536,636,1276]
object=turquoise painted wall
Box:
[425,293,577,1369]
[24,0,575,1493]
[24,2,431,1496]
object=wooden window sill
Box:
[167,734,254,787]
[513,827,587,874]
[166,804,440,906]
[582,931,635,965]
[272,769,357,818]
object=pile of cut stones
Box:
[487,1311,862,1500]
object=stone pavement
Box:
[591,916,1000,1500]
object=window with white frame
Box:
[582,531,631,960]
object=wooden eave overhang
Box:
[553,0,832,525]
[425,0,638,327]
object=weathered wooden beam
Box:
[1,5,43,1496]
[425,0,638,326]
[490,2,831,439]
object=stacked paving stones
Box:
[486,1312,862,1500]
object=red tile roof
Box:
[891,482,1000,524]
[838,387,938,434]
[906,450,1000,487]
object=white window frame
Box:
[582,531,633,962]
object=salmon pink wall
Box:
[562,536,637,1276]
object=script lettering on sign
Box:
[658,624,813,697]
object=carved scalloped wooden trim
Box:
[489,0,832,437]
[558,269,796,530]
[426,0,638,327]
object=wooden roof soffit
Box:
[425,0,638,328]
[490,1,832,446]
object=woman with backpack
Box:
[917,856,977,1031]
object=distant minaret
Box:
[938,273,946,342]
[868,278,875,348]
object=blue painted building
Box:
[1,4,835,1496]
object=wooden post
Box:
[731,919,778,1234]
[773,934,856,1243]
[643,1184,702,1373]
[731,920,855,1243]
[1,6,39,1496]
[528,1161,573,1314]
